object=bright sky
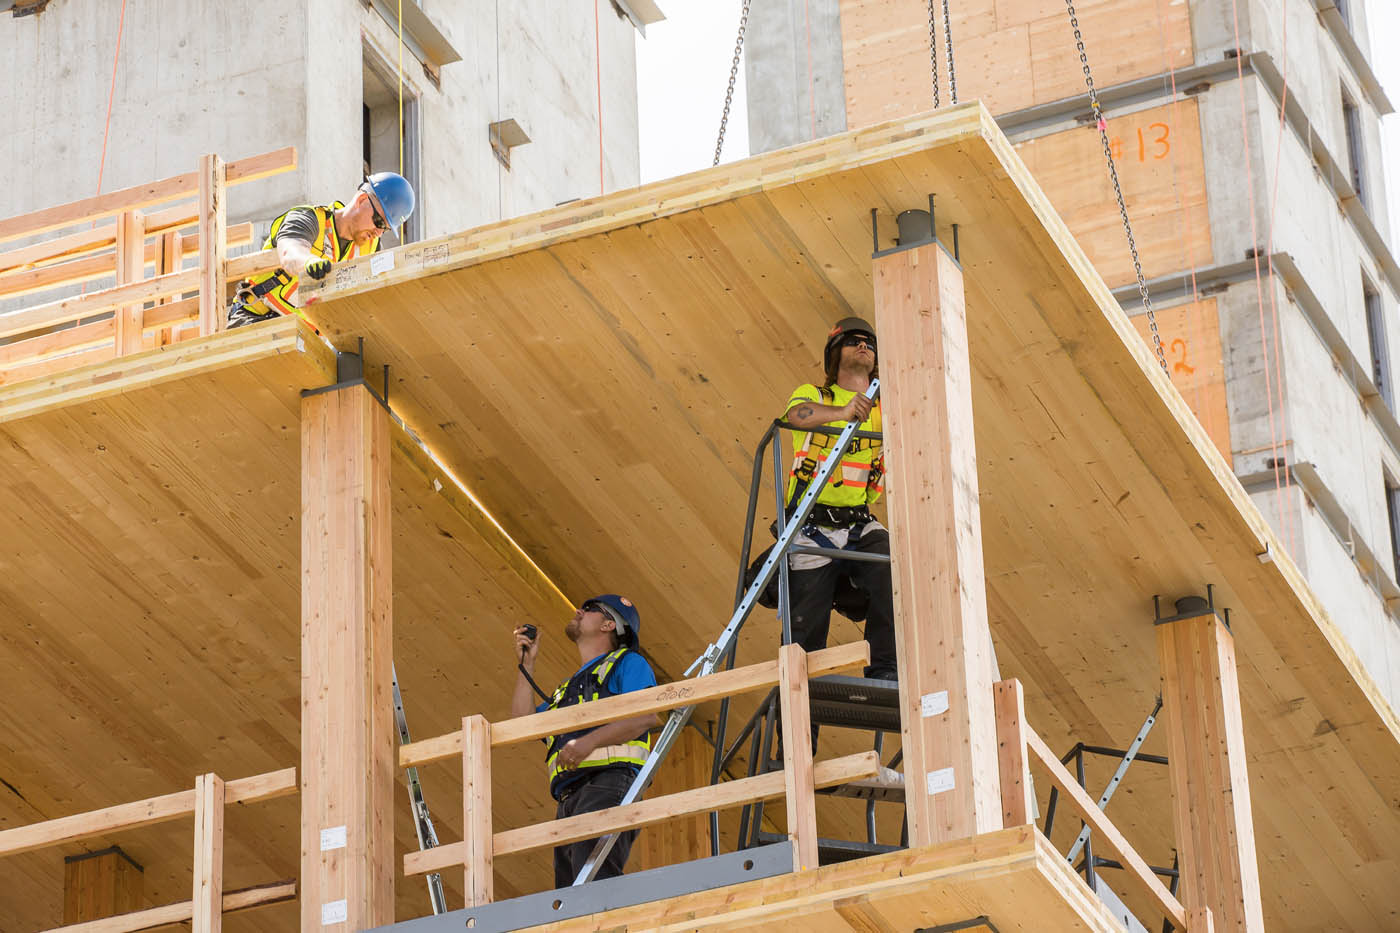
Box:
[637,2,1400,231]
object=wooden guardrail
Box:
[0,767,298,933]
[0,147,294,386]
[993,678,1202,933]
[401,642,877,907]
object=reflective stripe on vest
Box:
[237,202,379,319]
[544,647,651,791]
[787,385,884,507]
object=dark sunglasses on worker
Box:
[843,334,876,351]
[362,187,389,231]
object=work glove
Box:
[304,258,333,281]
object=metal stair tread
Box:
[752,829,902,864]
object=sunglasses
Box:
[842,334,876,351]
[362,187,389,232]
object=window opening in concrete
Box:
[1364,278,1392,410]
[1386,472,1400,585]
[1342,88,1368,211]
[363,45,423,243]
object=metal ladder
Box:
[568,380,883,885]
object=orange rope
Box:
[1229,0,1296,550]
[94,0,129,200]
[1154,0,1213,448]
[1262,0,1299,554]
[594,0,605,195]
[805,0,816,138]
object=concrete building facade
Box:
[0,0,643,243]
[745,0,1400,702]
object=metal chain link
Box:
[927,0,940,108]
[1065,0,1168,372]
[714,0,752,167]
[942,0,958,104]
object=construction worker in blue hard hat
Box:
[511,593,657,888]
[226,172,415,328]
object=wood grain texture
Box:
[462,715,493,907]
[874,241,1001,844]
[197,155,227,336]
[778,645,818,871]
[300,385,394,930]
[2,104,1399,928]
[1157,612,1266,932]
[190,773,224,933]
[62,849,144,924]
[635,726,713,871]
[993,680,1033,828]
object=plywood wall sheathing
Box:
[1013,100,1213,288]
[1130,298,1232,465]
[840,0,1193,128]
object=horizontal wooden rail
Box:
[0,268,199,341]
[0,767,296,859]
[405,750,878,876]
[224,248,280,282]
[0,223,253,301]
[1025,728,1186,931]
[399,640,869,768]
[0,203,234,274]
[0,147,296,245]
[41,880,296,933]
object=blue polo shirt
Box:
[537,650,656,713]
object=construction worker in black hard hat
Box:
[512,594,657,887]
[779,316,896,680]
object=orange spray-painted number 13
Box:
[1137,123,1171,161]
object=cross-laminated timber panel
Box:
[0,319,578,927]
[293,101,1400,930]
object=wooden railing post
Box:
[197,154,227,336]
[191,773,225,933]
[1187,907,1215,932]
[463,714,494,906]
[993,679,1033,827]
[777,644,818,872]
[115,209,145,356]
[157,229,183,346]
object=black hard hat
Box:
[585,594,640,648]
[824,316,877,371]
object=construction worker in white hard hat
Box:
[779,316,897,681]
[226,172,415,328]
[512,594,657,887]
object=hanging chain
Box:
[942,0,958,104]
[713,0,752,166]
[1065,0,1167,372]
[927,0,940,108]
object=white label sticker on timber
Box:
[321,900,348,925]
[920,690,949,717]
[926,767,956,795]
[371,251,395,276]
[320,825,347,851]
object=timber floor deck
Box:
[1,102,1397,930]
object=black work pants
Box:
[552,768,638,888]
[787,526,897,678]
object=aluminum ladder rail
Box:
[570,380,881,885]
[392,665,448,914]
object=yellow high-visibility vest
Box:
[236,202,378,319]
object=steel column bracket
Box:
[1152,585,1232,632]
[871,196,963,263]
[301,336,393,411]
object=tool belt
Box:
[804,503,873,529]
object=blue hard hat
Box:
[585,594,641,648]
[362,172,415,230]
